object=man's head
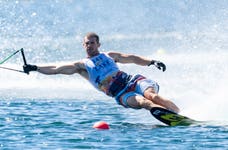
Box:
[83,32,101,57]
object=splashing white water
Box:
[0,0,227,123]
[1,50,227,122]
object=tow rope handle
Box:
[0,48,28,74]
[20,48,27,66]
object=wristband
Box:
[148,60,156,66]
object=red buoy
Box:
[93,121,110,130]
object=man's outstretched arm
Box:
[23,61,87,75]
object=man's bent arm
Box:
[108,52,151,66]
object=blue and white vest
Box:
[83,53,119,90]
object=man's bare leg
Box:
[144,88,180,113]
[123,94,165,110]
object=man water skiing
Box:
[23,32,180,113]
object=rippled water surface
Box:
[0,100,227,149]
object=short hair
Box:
[84,32,100,43]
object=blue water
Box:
[0,0,228,149]
[1,100,228,149]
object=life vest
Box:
[83,53,119,90]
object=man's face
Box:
[83,36,100,57]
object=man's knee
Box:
[148,93,161,104]
[144,87,157,98]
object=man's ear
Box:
[82,42,86,48]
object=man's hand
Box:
[148,60,166,72]
[23,64,38,74]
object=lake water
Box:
[0,0,227,149]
